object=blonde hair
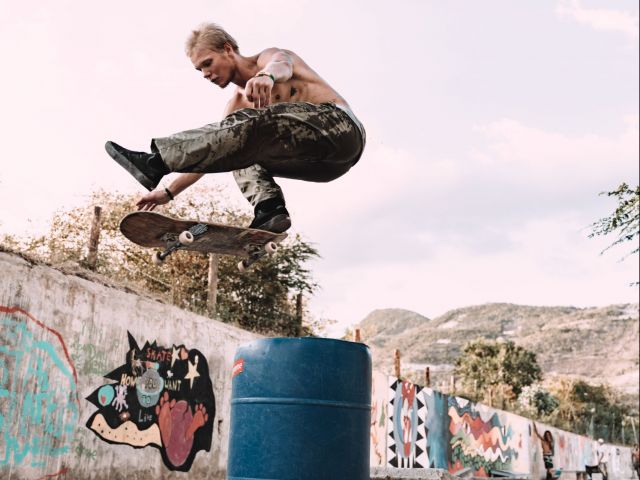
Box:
[186,23,239,56]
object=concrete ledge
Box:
[371,467,459,480]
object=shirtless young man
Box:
[105,23,366,233]
[533,423,555,480]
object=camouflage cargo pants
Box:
[151,102,366,206]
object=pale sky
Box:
[0,0,638,336]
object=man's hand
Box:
[245,74,274,108]
[136,189,171,211]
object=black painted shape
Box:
[127,330,140,351]
[85,333,216,472]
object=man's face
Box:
[190,44,234,88]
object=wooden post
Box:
[86,206,102,270]
[296,293,303,322]
[425,367,431,387]
[170,263,179,304]
[294,292,303,336]
[353,328,361,342]
[450,375,456,394]
[394,349,401,379]
[207,254,219,316]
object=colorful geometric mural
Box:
[448,396,528,476]
[387,378,427,468]
[423,387,449,469]
[85,332,215,472]
[376,374,633,479]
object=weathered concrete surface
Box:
[2,249,635,480]
[0,250,258,479]
[370,467,460,479]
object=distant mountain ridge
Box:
[356,303,639,398]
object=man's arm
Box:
[165,173,205,197]
[257,49,294,83]
[136,173,204,211]
[244,49,293,108]
[136,93,249,211]
[532,422,543,441]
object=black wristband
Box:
[164,187,174,201]
[255,72,275,83]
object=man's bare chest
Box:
[270,80,306,103]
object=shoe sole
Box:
[105,141,157,191]
[253,214,291,233]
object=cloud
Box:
[470,116,639,194]
[316,212,639,336]
[556,0,639,40]
[279,135,463,232]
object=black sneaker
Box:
[249,201,291,233]
[105,141,170,191]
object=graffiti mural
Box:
[375,374,634,479]
[85,332,215,472]
[422,387,449,469]
[0,305,79,478]
[387,378,427,468]
[370,371,387,466]
[558,429,595,472]
[448,396,528,476]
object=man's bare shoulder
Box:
[257,47,296,64]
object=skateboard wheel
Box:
[179,230,194,245]
[237,260,246,273]
[152,252,165,265]
[264,241,278,254]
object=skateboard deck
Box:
[120,211,287,270]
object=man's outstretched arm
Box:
[135,91,252,211]
[136,173,204,211]
[532,422,542,440]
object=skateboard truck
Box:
[237,241,278,272]
[152,223,209,265]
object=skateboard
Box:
[119,211,287,271]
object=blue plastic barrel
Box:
[227,337,372,480]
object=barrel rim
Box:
[238,336,371,350]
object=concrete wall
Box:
[370,373,635,479]
[0,250,635,480]
[0,251,257,479]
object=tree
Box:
[518,384,559,417]
[1,186,320,336]
[454,339,542,406]
[545,377,638,444]
[590,183,640,285]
